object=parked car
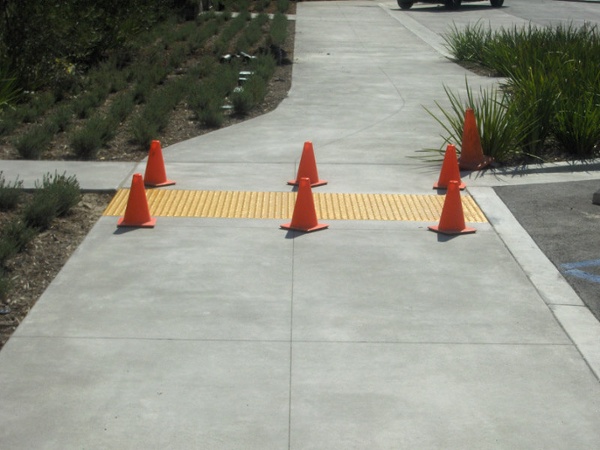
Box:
[397,0,504,10]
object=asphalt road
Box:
[504,0,600,26]
[486,0,600,322]
[495,181,600,321]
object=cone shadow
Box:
[434,232,461,243]
[113,226,145,235]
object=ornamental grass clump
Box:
[70,114,115,159]
[37,171,81,218]
[426,80,530,163]
[13,122,55,159]
[437,22,600,163]
[23,172,80,230]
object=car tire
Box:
[444,0,462,9]
[490,0,504,6]
[398,1,414,9]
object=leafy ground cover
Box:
[0,3,293,161]
[0,1,296,350]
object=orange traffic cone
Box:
[144,140,175,187]
[288,141,327,187]
[434,144,466,190]
[281,177,328,232]
[458,108,493,171]
[117,173,156,228]
[428,180,475,235]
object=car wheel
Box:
[490,0,504,6]
[444,0,462,9]
[397,1,414,9]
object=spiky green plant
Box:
[425,79,530,163]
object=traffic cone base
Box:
[433,144,466,190]
[288,141,327,187]
[147,179,176,188]
[117,173,156,228]
[428,223,475,235]
[458,108,493,171]
[281,177,328,233]
[287,179,328,187]
[117,216,156,228]
[428,180,475,235]
[434,180,466,190]
[144,140,176,187]
[281,222,329,232]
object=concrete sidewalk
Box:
[1,2,600,448]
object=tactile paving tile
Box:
[103,189,488,222]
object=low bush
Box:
[0,172,23,210]
[130,117,160,149]
[198,105,225,128]
[48,104,74,133]
[70,115,115,159]
[277,0,289,13]
[13,123,54,159]
[0,109,20,136]
[36,171,81,217]
[269,12,288,48]
[231,88,255,115]
[23,193,57,230]
[0,269,10,301]
[108,92,135,123]
[0,218,36,257]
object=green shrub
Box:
[0,237,18,266]
[0,269,10,301]
[30,172,81,220]
[0,172,23,211]
[213,10,250,54]
[168,43,188,69]
[13,122,54,159]
[277,0,289,13]
[108,91,135,123]
[0,109,20,136]
[443,22,492,65]
[198,106,224,128]
[236,14,269,52]
[70,126,102,159]
[231,88,255,115]
[0,218,36,258]
[48,104,74,133]
[73,91,106,119]
[269,13,288,48]
[70,115,115,159]
[23,192,57,230]
[130,78,187,147]
[554,93,600,157]
[190,56,218,78]
[251,54,276,81]
[441,22,600,161]
[130,115,159,149]
[16,91,56,124]
[504,66,558,156]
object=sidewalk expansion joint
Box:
[103,189,488,222]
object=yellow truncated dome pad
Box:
[103,189,488,223]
